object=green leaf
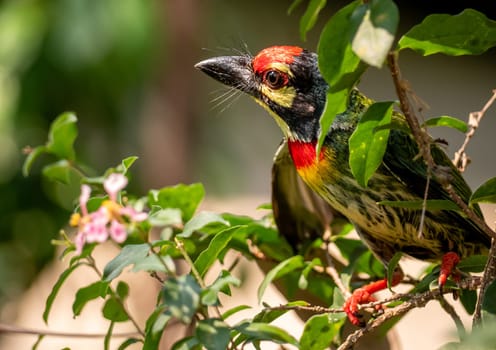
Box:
[258,255,304,303]
[221,305,252,320]
[43,263,82,323]
[22,145,47,177]
[387,252,402,290]
[195,318,231,350]
[299,258,322,290]
[300,313,345,350]
[423,116,468,133]
[378,199,461,212]
[117,338,141,350]
[120,156,139,174]
[482,279,496,319]
[471,177,496,204]
[143,309,171,350]
[42,160,72,184]
[148,207,183,227]
[349,101,394,187]
[171,337,201,350]
[287,0,305,15]
[72,281,109,317]
[398,9,496,56]
[178,211,229,238]
[149,183,205,222]
[194,226,238,277]
[334,237,368,263]
[234,322,299,347]
[299,0,327,41]
[350,0,399,67]
[460,289,477,315]
[162,275,201,323]
[46,112,78,161]
[457,255,487,273]
[131,253,175,274]
[102,297,129,322]
[116,281,129,299]
[317,89,350,154]
[317,0,367,151]
[411,266,439,293]
[317,0,364,88]
[103,244,150,281]
[202,270,241,306]
[252,301,308,326]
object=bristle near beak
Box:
[195,56,254,92]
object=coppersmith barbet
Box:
[195,46,490,325]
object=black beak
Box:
[195,55,254,93]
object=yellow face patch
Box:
[259,62,297,108]
[259,85,297,108]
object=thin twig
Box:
[147,241,176,277]
[387,52,435,169]
[86,257,145,337]
[438,296,466,339]
[453,89,496,172]
[0,323,140,339]
[174,237,223,319]
[444,184,496,239]
[418,169,431,239]
[264,303,343,314]
[174,237,205,289]
[324,238,351,299]
[357,292,409,310]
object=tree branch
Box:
[473,241,496,326]
[0,322,140,339]
[438,295,466,339]
[453,89,496,172]
[338,276,481,350]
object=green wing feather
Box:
[382,114,490,247]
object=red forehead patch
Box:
[252,46,303,74]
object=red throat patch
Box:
[252,46,303,74]
[287,140,323,169]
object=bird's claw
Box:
[343,288,381,327]
[438,252,461,290]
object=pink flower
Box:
[79,184,91,216]
[109,220,127,243]
[120,206,148,222]
[104,173,128,201]
[84,207,109,243]
[75,231,86,255]
[71,174,148,255]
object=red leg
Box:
[438,252,460,287]
[343,269,403,326]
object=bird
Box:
[195,45,490,326]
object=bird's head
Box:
[195,46,328,142]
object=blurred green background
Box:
[0,0,494,325]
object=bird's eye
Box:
[263,70,288,89]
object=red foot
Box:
[344,270,403,326]
[438,252,460,287]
